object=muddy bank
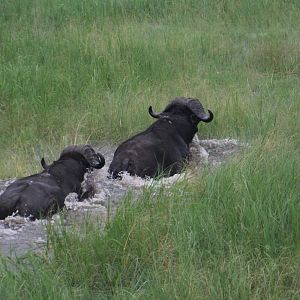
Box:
[0,138,244,257]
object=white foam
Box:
[35,237,47,244]
[199,138,243,147]
[65,192,107,212]
[0,228,19,236]
[0,215,44,239]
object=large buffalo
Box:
[0,145,105,220]
[108,97,213,178]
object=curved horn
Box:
[96,153,106,169]
[187,99,214,123]
[148,106,161,119]
[40,158,49,170]
[200,109,214,123]
[60,145,105,169]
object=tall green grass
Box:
[1,0,300,177]
[0,0,299,298]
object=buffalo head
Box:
[42,145,105,170]
[148,97,213,124]
[59,144,105,169]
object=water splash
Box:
[0,137,244,256]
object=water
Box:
[0,138,243,257]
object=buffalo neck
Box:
[151,117,197,145]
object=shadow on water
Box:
[0,138,244,257]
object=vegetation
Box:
[0,0,299,298]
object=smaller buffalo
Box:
[0,145,105,220]
[108,97,213,178]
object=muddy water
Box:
[0,138,243,257]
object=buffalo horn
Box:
[187,99,214,123]
[199,109,214,123]
[40,158,49,170]
[148,106,161,119]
